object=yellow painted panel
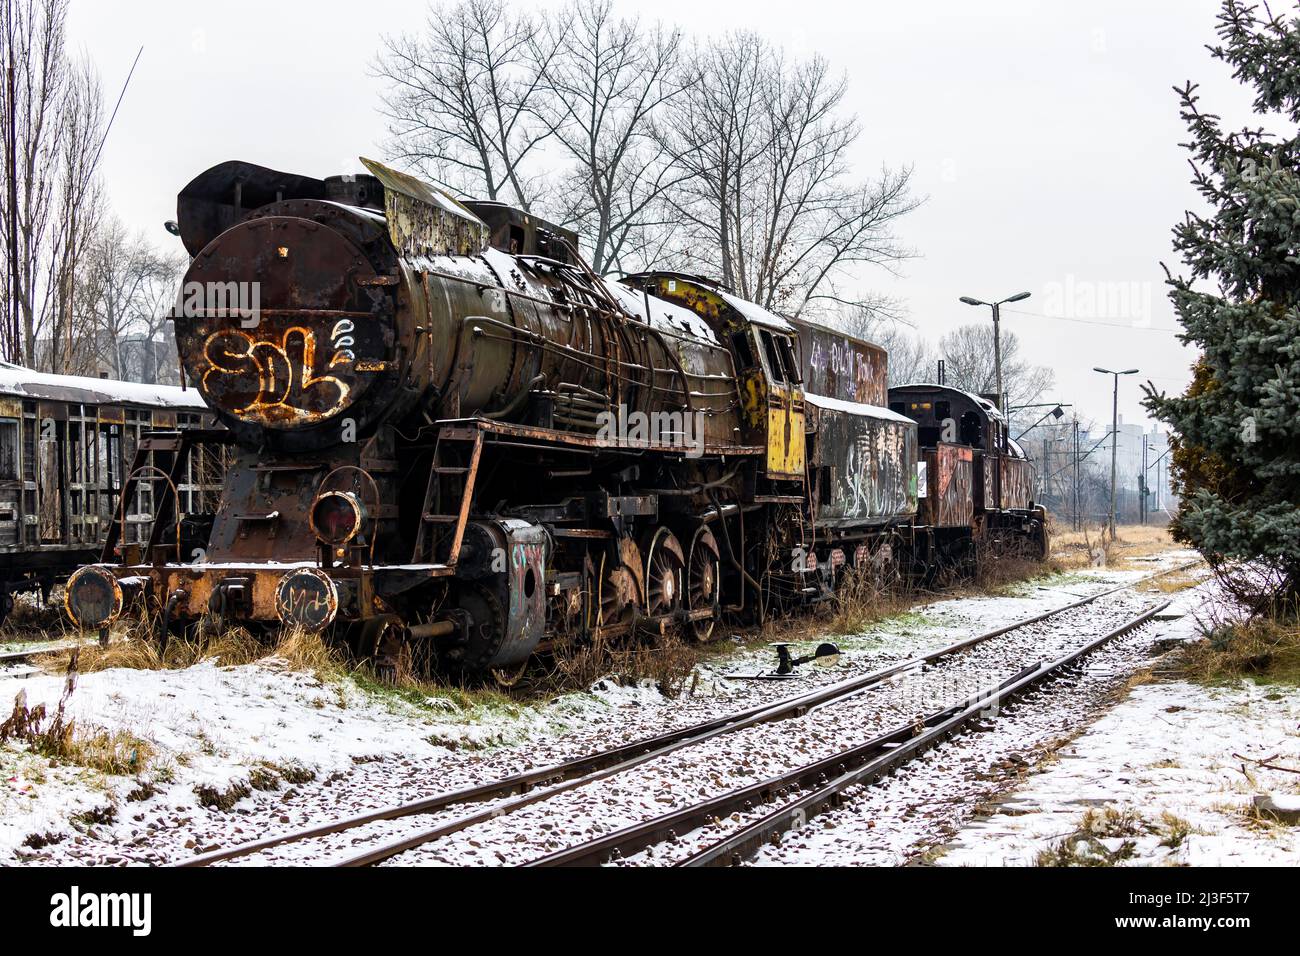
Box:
[767,405,805,477]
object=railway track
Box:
[178,561,1198,868]
[0,642,87,678]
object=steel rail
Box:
[678,599,1173,867]
[528,600,1170,867]
[177,560,1198,867]
[0,641,90,665]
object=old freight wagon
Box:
[0,363,222,622]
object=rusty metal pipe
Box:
[407,619,458,640]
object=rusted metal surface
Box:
[805,394,916,527]
[920,442,974,528]
[792,318,888,407]
[174,211,395,436]
[1000,456,1036,511]
[361,156,488,257]
[0,367,217,624]
[275,567,339,631]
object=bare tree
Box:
[374,0,555,210]
[660,32,918,317]
[533,0,688,274]
[0,0,68,366]
[70,216,184,382]
[42,55,103,374]
[937,323,1055,425]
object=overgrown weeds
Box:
[0,652,153,775]
[827,566,919,636]
[1034,806,1199,866]
[548,630,699,699]
[1177,615,1300,685]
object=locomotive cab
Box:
[889,383,1048,561]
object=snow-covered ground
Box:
[0,546,1234,866]
[936,582,1300,867]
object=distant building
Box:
[34,328,180,385]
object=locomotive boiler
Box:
[64,157,1038,677]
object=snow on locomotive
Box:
[64,158,1041,675]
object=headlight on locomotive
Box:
[309,490,367,546]
[64,566,124,629]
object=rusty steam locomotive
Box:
[64,158,1047,676]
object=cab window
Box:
[777,336,801,385]
[759,329,785,385]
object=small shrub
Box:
[0,653,147,774]
[1036,834,1137,867]
[1177,615,1300,684]
[125,779,159,802]
[71,803,117,828]
[272,761,315,785]
[247,766,281,792]
[195,781,251,811]
[21,830,65,849]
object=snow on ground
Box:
[936,582,1300,867]
[0,548,1212,865]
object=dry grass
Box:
[35,624,346,679]
[1176,615,1300,685]
[1034,806,1199,866]
[270,626,346,676]
[0,655,153,776]
[1052,524,1177,571]
[40,625,266,674]
[547,630,700,699]
[0,592,74,641]
[827,567,921,636]
[1148,570,1203,594]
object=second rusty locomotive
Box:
[65,158,1045,676]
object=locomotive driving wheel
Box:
[600,565,640,629]
[644,527,685,620]
[685,526,721,642]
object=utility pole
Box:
[1093,367,1138,539]
[1073,417,1081,531]
[1042,435,1050,507]
[959,291,1031,411]
[1140,441,1148,525]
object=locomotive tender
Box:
[64,158,1044,675]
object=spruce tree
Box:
[1145,0,1300,599]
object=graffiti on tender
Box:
[793,320,888,407]
[810,403,917,525]
[924,443,974,527]
[202,326,351,423]
[509,539,545,620]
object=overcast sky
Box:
[67,0,1254,430]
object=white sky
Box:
[67,0,1254,429]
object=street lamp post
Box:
[1093,367,1138,539]
[959,291,1032,412]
